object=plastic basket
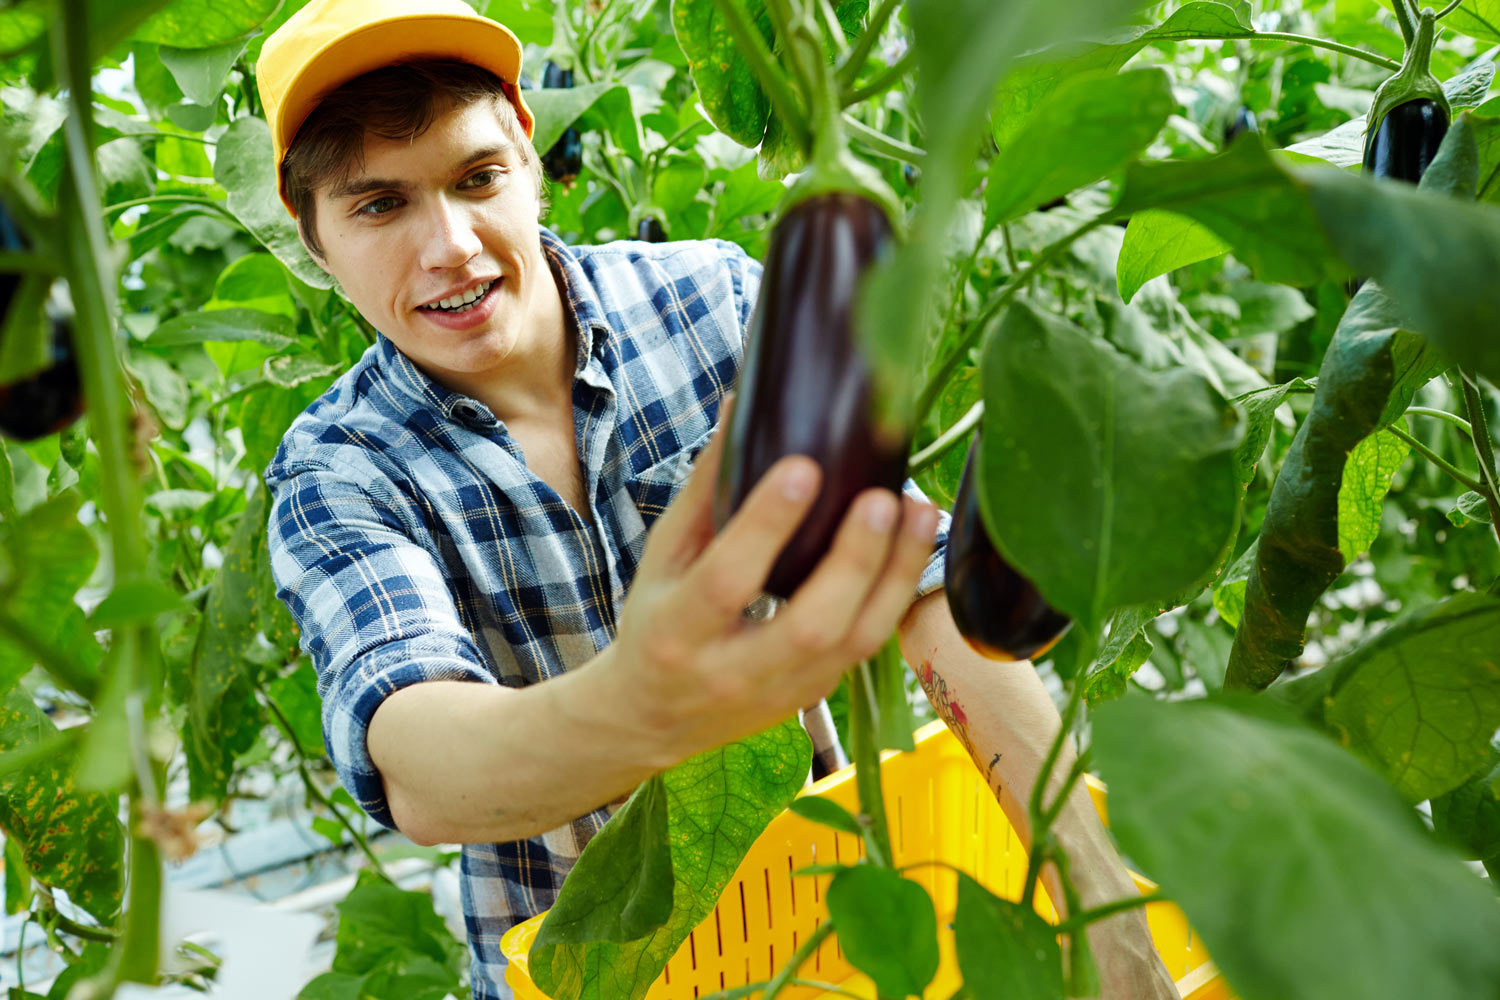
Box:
[501,720,1232,999]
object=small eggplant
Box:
[637,216,667,243]
[1364,97,1448,183]
[540,61,583,184]
[0,202,84,441]
[715,191,910,600]
[943,434,1069,661]
[1223,107,1258,147]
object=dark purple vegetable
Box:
[540,61,583,184]
[1223,107,1258,147]
[944,435,1069,661]
[637,216,667,243]
[714,192,910,600]
[1363,98,1448,183]
[0,201,84,441]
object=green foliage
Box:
[826,864,940,997]
[953,872,1063,999]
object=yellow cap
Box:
[256,0,536,216]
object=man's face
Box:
[308,98,548,388]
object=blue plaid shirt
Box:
[264,228,950,997]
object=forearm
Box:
[896,591,1138,911]
[367,646,669,846]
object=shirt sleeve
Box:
[903,478,951,603]
[266,463,497,831]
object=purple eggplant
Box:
[0,201,84,441]
[714,192,910,600]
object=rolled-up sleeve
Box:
[902,479,951,603]
[266,463,496,830]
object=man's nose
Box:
[417,195,483,271]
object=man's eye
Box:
[462,170,500,189]
[358,196,401,217]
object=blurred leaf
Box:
[787,795,861,835]
[325,869,466,981]
[88,580,186,628]
[530,718,810,1000]
[157,39,246,106]
[267,662,324,758]
[1336,428,1408,562]
[826,866,939,998]
[1431,741,1500,858]
[986,68,1175,228]
[953,872,1063,999]
[1095,695,1500,1000]
[978,301,1242,632]
[132,0,280,48]
[477,0,554,46]
[1320,593,1500,802]
[0,686,123,924]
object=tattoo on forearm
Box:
[916,650,977,760]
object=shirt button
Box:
[452,401,481,422]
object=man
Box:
[258,1,1177,997]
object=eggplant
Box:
[637,216,667,243]
[0,202,84,441]
[715,192,910,600]
[1223,107,1258,147]
[1364,98,1448,183]
[540,61,583,184]
[943,435,1069,661]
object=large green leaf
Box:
[529,718,811,1000]
[1445,0,1500,43]
[214,116,333,290]
[0,493,103,698]
[985,68,1174,228]
[157,39,246,106]
[1093,696,1500,1000]
[1316,594,1500,802]
[977,301,1242,632]
[149,308,297,350]
[526,83,623,162]
[1116,209,1232,303]
[1336,428,1408,562]
[132,0,280,48]
[670,0,775,148]
[0,686,124,924]
[953,872,1063,999]
[826,866,939,998]
[531,774,673,944]
[1431,740,1500,859]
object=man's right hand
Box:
[597,394,941,766]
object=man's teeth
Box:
[424,280,494,312]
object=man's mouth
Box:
[418,279,497,314]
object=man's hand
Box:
[599,395,940,766]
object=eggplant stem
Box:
[1391,0,1418,44]
[837,0,901,89]
[1457,369,1500,547]
[842,113,924,162]
[843,49,915,106]
[1242,31,1402,70]
[1387,422,1487,494]
[1435,0,1464,17]
[909,399,982,473]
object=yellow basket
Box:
[501,720,1232,999]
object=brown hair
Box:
[280,60,545,259]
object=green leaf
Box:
[157,39,246,106]
[1116,209,1233,303]
[327,869,466,981]
[0,686,124,924]
[1447,490,1495,526]
[978,301,1242,632]
[529,718,810,1000]
[87,580,186,628]
[1431,741,1500,859]
[267,662,325,758]
[1211,540,1258,630]
[1445,0,1500,43]
[124,350,190,430]
[149,308,297,350]
[526,83,622,162]
[532,774,674,944]
[1232,379,1310,486]
[670,0,775,148]
[787,795,862,836]
[826,865,940,998]
[1336,429,1409,562]
[132,0,280,48]
[1318,593,1500,802]
[986,68,1175,228]
[476,0,554,46]
[214,116,333,289]
[1114,137,1345,290]
[1226,284,1443,690]
[1093,695,1500,1000]
[953,872,1063,999]
[0,493,103,698]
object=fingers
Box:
[836,496,941,655]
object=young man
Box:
[257,1,1177,997]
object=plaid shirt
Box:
[264,228,950,998]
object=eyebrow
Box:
[330,144,515,201]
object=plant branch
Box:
[915,217,1105,427]
[1056,891,1166,935]
[844,49,915,106]
[909,400,982,472]
[1405,404,1473,435]
[711,0,812,153]
[842,113,925,162]
[103,194,240,225]
[837,0,900,88]
[1390,0,1418,44]
[848,659,893,869]
[1387,422,1487,494]
[1240,32,1402,70]
[762,920,835,999]
[1435,0,1465,17]
[1458,369,1500,545]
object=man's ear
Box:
[293,216,333,276]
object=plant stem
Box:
[761,920,834,999]
[765,0,818,107]
[1390,0,1418,44]
[102,193,240,225]
[848,660,893,868]
[0,612,97,696]
[842,113,925,162]
[909,400,982,473]
[1406,404,1473,435]
[837,0,900,88]
[711,0,811,153]
[1458,369,1500,545]
[1435,0,1465,18]
[1387,422,1487,494]
[915,217,1105,427]
[1056,890,1165,935]
[1022,640,1094,908]
[844,49,915,106]
[1239,32,1402,70]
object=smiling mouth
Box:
[418,279,498,314]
